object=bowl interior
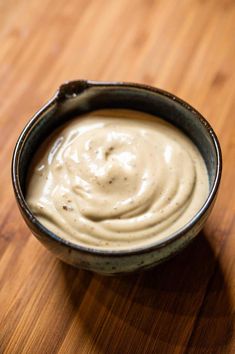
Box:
[17,83,219,200]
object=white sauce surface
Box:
[26,109,209,250]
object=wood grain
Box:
[0,0,235,353]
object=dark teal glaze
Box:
[11,81,222,275]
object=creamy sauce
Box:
[26,109,209,250]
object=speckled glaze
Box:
[12,80,222,275]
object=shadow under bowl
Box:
[11,80,222,275]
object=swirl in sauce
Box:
[26,109,209,250]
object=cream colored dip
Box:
[26,109,209,250]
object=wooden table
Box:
[0,1,235,353]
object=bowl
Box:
[12,80,222,275]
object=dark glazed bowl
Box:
[12,80,222,275]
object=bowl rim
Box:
[11,80,222,257]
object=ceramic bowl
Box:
[12,80,222,275]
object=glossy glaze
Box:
[12,81,222,274]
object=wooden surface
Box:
[0,0,235,353]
